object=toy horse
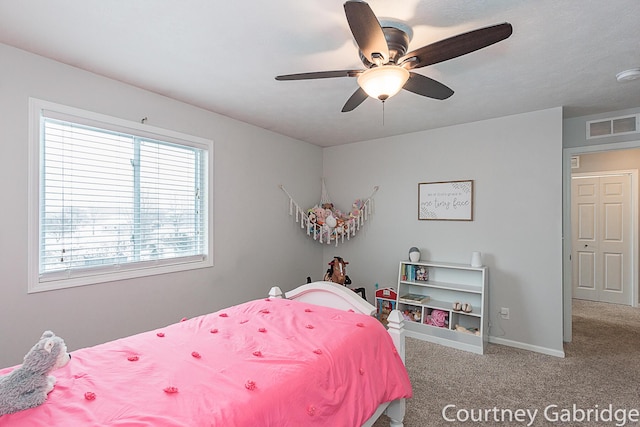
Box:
[323,257,367,300]
[324,256,351,285]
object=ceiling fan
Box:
[275,1,513,112]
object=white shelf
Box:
[396,260,488,354]
[399,279,482,294]
[397,298,482,317]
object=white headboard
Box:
[269,281,376,316]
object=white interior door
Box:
[571,173,633,305]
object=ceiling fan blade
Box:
[344,1,389,64]
[276,70,361,80]
[399,22,513,69]
[341,87,369,112]
[403,72,454,100]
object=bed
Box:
[0,281,411,426]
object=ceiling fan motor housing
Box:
[359,26,410,67]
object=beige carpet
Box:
[373,299,640,426]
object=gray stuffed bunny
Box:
[0,331,71,416]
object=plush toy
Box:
[307,210,317,225]
[402,310,414,322]
[341,219,350,235]
[324,256,351,285]
[350,199,363,219]
[306,210,318,233]
[454,324,481,336]
[332,208,345,220]
[312,207,326,225]
[0,331,71,415]
[324,214,337,229]
[426,309,448,327]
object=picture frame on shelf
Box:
[418,180,474,221]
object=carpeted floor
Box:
[373,299,640,426]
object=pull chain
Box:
[382,100,385,126]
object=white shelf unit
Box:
[396,260,488,354]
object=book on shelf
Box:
[402,264,429,282]
[398,293,431,304]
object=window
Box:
[28,99,213,292]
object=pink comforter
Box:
[0,298,412,426]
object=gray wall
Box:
[4,38,609,363]
[0,43,324,367]
[322,108,565,356]
[573,149,640,173]
[564,107,640,149]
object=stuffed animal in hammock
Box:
[0,331,71,415]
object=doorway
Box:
[571,171,635,305]
[563,142,640,343]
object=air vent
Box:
[587,114,639,139]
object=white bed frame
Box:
[269,281,407,427]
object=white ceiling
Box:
[1,0,639,147]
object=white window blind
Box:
[29,99,213,292]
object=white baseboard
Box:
[489,336,565,358]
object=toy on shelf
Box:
[452,302,473,313]
[375,287,397,326]
[425,309,449,328]
[454,324,480,336]
[401,309,422,323]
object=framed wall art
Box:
[418,180,474,221]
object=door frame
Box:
[571,170,636,305]
[563,140,640,342]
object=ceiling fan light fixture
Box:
[357,66,410,101]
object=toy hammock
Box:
[279,180,379,247]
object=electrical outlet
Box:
[500,307,510,320]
